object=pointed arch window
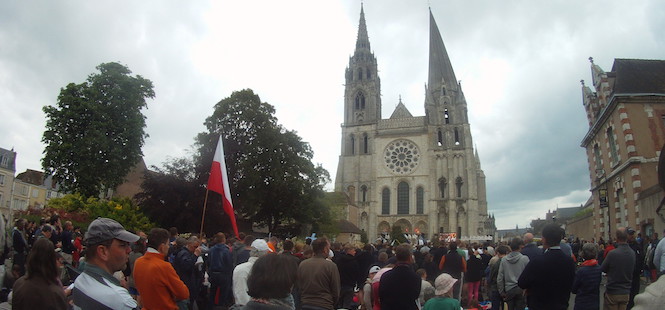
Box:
[358,68,363,81]
[382,188,390,214]
[444,109,450,124]
[350,134,355,155]
[397,182,409,214]
[355,92,366,110]
[454,128,460,145]
[437,129,443,146]
[363,134,369,154]
[438,177,447,198]
[366,68,371,79]
[361,185,368,203]
[456,177,464,198]
[416,186,424,214]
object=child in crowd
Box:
[416,268,435,307]
[423,273,461,310]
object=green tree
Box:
[317,192,348,237]
[390,225,408,244]
[195,89,330,232]
[42,62,155,197]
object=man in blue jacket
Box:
[518,223,575,310]
[379,244,421,310]
[521,232,542,261]
[208,232,233,308]
[174,236,203,310]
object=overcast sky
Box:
[2,1,664,229]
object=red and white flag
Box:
[207,135,239,237]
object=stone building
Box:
[109,158,148,200]
[15,169,64,209]
[0,148,17,217]
[580,58,665,240]
[335,7,492,241]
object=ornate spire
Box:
[428,9,457,94]
[355,3,370,52]
[589,56,605,88]
[343,4,381,125]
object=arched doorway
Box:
[378,221,391,235]
[393,219,413,233]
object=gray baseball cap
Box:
[85,217,140,245]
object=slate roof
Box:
[0,147,16,171]
[555,206,584,220]
[16,169,45,186]
[338,219,363,234]
[389,102,413,119]
[611,59,665,94]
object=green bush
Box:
[22,194,156,233]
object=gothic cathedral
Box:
[335,7,492,241]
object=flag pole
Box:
[200,189,210,237]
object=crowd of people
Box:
[3,217,665,310]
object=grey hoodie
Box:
[497,251,530,294]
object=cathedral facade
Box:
[335,7,492,241]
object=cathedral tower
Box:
[343,4,381,126]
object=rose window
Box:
[384,140,420,175]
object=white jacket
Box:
[653,238,665,272]
[632,275,665,310]
[232,256,259,305]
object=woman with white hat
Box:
[422,273,461,310]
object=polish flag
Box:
[207,135,239,237]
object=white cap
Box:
[251,239,273,252]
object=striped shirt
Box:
[72,263,137,310]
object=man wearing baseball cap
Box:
[72,217,140,310]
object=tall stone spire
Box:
[355,4,371,52]
[343,4,381,125]
[428,9,458,95]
